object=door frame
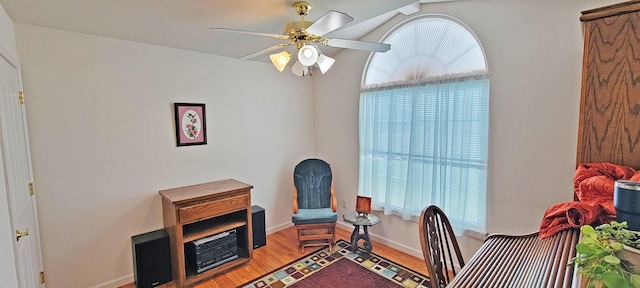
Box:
[0,39,45,287]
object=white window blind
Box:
[359,16,489,233]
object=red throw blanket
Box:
[539,162,638,239]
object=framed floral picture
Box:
[174,103,207,146]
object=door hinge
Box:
[18,91,24,105]
[29,183,34,196]
[40,271,45,284]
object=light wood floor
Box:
[121,225,428,288]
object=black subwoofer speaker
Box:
[252,205,266,249]
[131,229,172,288]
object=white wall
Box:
[317,0,624,260]
[0,3,16,59]
[15,24,315,288]
[9,0,630,286]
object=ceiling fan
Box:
[211,1,391,76]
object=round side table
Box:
[343,211,381,254]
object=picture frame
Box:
[174,103,207,146]
[356,195,372,215]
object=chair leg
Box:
[328,223,335,252]
[297,226,304,253]
[295,222,336,253]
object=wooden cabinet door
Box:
[577,2,640,169]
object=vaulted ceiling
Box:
[0,0,453,63]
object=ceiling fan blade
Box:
[306,10,354,36]
[210,28,290,40]
[240,43,292,60]
[325,38,391,52]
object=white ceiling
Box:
[0,0,455,63]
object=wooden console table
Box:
[159,179,253,287]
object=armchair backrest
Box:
[294,159,333,210]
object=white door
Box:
[0,51,44,287]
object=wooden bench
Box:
[446,228,580,287]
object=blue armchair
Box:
[291,159,338,252]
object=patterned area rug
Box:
[241,239,431,288]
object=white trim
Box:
[336,221,423,259]
[94,223,295,288]
[268,221,423,259]
[0,41,17,69]
[88,274,133,288]
[266,222,293,235]
[101,221,422,287]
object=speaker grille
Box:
[252,205,266,249]
[131,229,172,288]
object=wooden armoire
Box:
[577,0,640,171]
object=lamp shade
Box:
[291,60,308,76]
[269,51,292,72]
[298,45,318,66]
[316,54,335,74]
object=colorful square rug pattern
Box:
[241,239,431,288]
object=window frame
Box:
[358,14,489,233]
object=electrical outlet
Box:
[342,199,347,208]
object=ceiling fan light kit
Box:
[297,45,319,66]
[316,54,335,74]
[269,51,292,72]
[291,60,310,76]
[213,1,391,76]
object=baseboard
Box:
[89,274,133,288]
[101,224,293,288]
[268,220,424,259]
[102,221,422,288]
[267,221,293,235]
[336,221,423,259]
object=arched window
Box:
[358,15,489,233]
